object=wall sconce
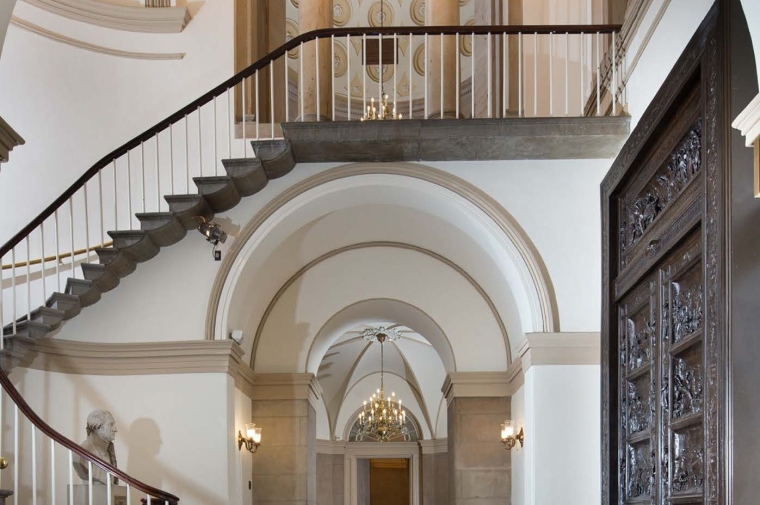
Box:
[501,420,524,450]
[238,423,262,454]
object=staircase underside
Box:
[282,116,631,162]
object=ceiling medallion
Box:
[355,327,408,442]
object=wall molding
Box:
[0,115,24,164]
[441,371,511,405]
[10,16,185,60]
[27,339,244,375]
[23,0,190,33]
[236,372,323,410]
[732,93,760,147]
[316,439,347,455]
[515,332,600,369]
[419,438,448,455]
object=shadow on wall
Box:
[126,418,164,488]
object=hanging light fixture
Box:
[362,0,402,121]
[355,326,409,442]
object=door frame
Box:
[343,442,420,505]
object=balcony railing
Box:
[0,23,624,342]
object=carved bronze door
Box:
[601,5,726,505]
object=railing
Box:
[0,24,624,335]
[0,369,179,504]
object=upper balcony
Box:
[229,24,629,162]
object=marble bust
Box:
[72,410,119,485]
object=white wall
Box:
[0,0,16,59]
[0,0,234,244]
[624,0,714,130]
[521,365,600,505]
[510,385,526,505]
[3,369,235,505]
[739,0,760,90]
[233,388,253,505]
[430,159,611,333]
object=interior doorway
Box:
[356,458,411,505]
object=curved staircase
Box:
[1,140,295,372]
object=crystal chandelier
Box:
[356,326,409,442]
[361,0,402,122]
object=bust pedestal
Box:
[67,484,127,505]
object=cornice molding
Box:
[0,115,24,164]
[419,438,448,455]
[238,372,323,410]
[515,332,600,370]
[23,0,190,33]
[315,439,346,454]
[10,16,185,60]
[732,93,760,147]
[441,371,511,405]
[27,339,244,375]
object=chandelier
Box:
[356,326,409,442]
[361,0,402,122]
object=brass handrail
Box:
[1,241,113,271]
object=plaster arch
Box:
[208,163,559,362]
[309,298,455,373]
[253,245,509,373]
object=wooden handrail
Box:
[0,369,179,503]
[1,241,113,271]
[0,23,621,259]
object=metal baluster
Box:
[88,462,93,505]
[69,450,74,505]
[13,405,18,505]
[503,32,506,117]
[141,142,146,213]
[380,33,384,112]
[393,33,397,117]
[316,35,321,122]
[565,32,569,116]
[107,472,112,505]
[11,247,15,332]
[533,32,538,117]
[255,70,260,140]
[580,33,585,116]
[214,96,219,172]
[170,123,176,191]
[487,33,492,118]
[549,32,553,116]
[40,223,46,299]
[612,31,617,115]
[228,90,232,157]
[424,33,428,119]
[362,34,367,116]
[98,170,105,246]
[126,485,131,505]
[471,31,475,118]
[518,32,523,117]
[596,31,600,116]
[243,77,247,158]
[50,440,56,505]
[285,50,290,122]
[155,134,161,211]
[299,42,304,122]
[270,62,275,139]
[54,210,60,292]
[113,160,118,229]
[32,425,36,505]
[127,150,133,229]
[347,34,352,120]
[332,35,336,121]
[456,33,460,118]
[198,106,203,174]
[439,33,443,119]
[84,184,90,261]
[69,198,74,277]
[185,116,190,192]
[409,34,413,118]
[25,237,29,322]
